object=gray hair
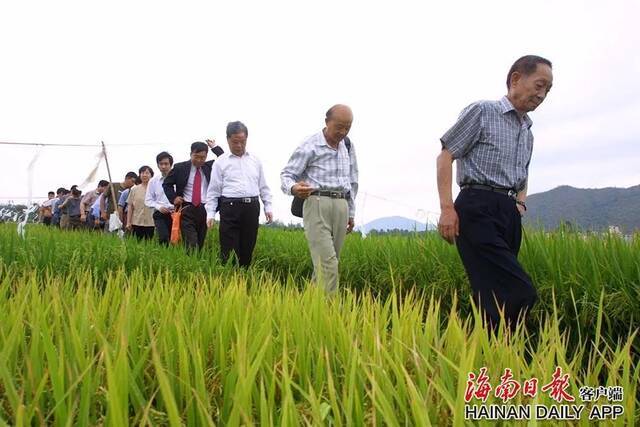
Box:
[226,121,248,138]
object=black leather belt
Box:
[311,190,349,199]
[220,196,259,203]
[461,184,518,199]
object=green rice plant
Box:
[0,223,637,349]
[0,268,637,425]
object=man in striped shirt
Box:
[437,55,553,333]
[281,104,359,293]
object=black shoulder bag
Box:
[290,136,352,218]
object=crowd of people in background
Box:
[35,110,359,296]
[37,121,280,270]
[41,158,176,236]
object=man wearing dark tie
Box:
[163,140,224,251]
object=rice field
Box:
[0,224,638,425]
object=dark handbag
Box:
[291,195,304,217]
[290,136,351,218]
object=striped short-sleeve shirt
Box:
[440,96,534,191]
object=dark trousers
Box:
[153,211,172,246]
[455,188,537,331]
[181,203,207,251]
[132,225,155,240]
[219,198,260,267]
[69,215,83,230]
[86,213,99,230]
[43,217,52,226]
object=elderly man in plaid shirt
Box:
[281,104,359,293]
[437,55,553,332]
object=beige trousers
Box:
[303,196,348,293]
[60,214,70,230]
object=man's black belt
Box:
[311,190,350,199]
[461,184,518,199]
[220,196,259,203]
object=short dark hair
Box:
[138,165,154,177]
[56,187,66,195]
[125,171,138,180]
[507,55,552,88]
[226,121,248,138]
[156,151,174,166]
[191,142,208,154]
[98,180,109,187]
[70,184,78,190]
[71,188,81,197]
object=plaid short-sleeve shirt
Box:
[440,96,534,191]
[280,131,359,217]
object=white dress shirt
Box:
[183,164,208,203]
[205,152,273,221]
[145,175,174,211]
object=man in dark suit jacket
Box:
[164,140,224,250]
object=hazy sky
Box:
[1,0,639,227]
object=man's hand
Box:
[125,223,132,231]
[265,212,274,224]
[205,139,216,149]
[207,218,215,229]
[101,212,108,221]
[291,182,314,199]
[438,206,459,244]
[80,213,86,221]
[174,196,184,208]
[516,203,526,217]
[347,217,355,233]
[159,207,170,215]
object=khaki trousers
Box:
[60,214,70,230]
[303,196,348,293]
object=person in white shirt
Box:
[80,180,108,227]
[90,194,104,230]
[145,151,175,245]
[206,121,273,267]
[39,191,56,225]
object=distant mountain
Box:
[358,216,431,234]
[524,185,640,233]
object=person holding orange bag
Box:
[163,140,224,251]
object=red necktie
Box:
[192,168,202,206]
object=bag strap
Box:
[344,136,351,153]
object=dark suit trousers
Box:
[181,204,207,251]
[219,199,260,267]
[153,211,173,246]
[455,188,537,331]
